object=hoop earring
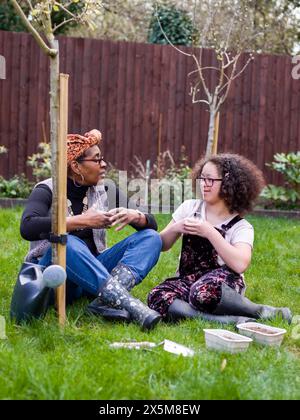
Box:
[73,173,85,188]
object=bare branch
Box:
[54,1,78,19]
[224,14,235,52]
[25,0,33,11]
[10,0,57,57]
[216,58,225,94]
[192,98,210,105]
[201,2,218,49]
[224,51,230,65]
[154,2,192,58]
[229,57,253,82]
[53,17,76,33]
[217,65,238,105]
[188,66,230,81]
[218,54,253,100]
[216,54,253,110]
[191,53,212,103]
[222,52,236,69]
[192,0,198,31]
[189,80,207,104]
[62,1,74,8]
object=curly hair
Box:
[192,153,265,215]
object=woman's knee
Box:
[138,229,162,251]
[66,234,84,250]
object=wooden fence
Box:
[0,30,300,184]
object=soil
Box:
[221,335,237,340]
[244,326,278,335]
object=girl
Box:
[148,153,292,324]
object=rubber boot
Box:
[167,299,255,325]
[213,283,292,323]
[87,264,134,322]
[99,276,161,330]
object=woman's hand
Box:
[81,207,112,229]
[108,208,143,231]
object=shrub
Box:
[261,152,300,209]
[27,142,51,182]
[148,4,198,46]
[0,174,33,198]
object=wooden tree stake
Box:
[212,112,220,155]
[55,73,69,326]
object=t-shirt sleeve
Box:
[172,200,198,222]
[230,223,254,248]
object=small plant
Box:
[27,142,51,182]
[130,148,192,208]
[155,146,191,182]
[131,147,191,181]
[0,174,33,198]
[261,152,300,209]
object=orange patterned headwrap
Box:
[67,129,102,164]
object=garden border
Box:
[0,198,28,208]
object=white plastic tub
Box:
[203,329,253,353]
[236,322,287,347]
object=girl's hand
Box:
[172,219,190,234]
[183,218,214,238]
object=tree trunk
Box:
[206,108,216,157]
[49,40,60,264]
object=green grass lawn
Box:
[0,208,299,400]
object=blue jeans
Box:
[38,229,162,304]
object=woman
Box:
[148,153,292,324]
[20,129,162,330]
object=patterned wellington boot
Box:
[213,283,292,324]
[99,276,161,330]
[167,299,255,325]
[87,264,136,322]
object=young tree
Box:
[10,0,102,323]
[156,0,257,155]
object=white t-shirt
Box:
[172,199,254,267]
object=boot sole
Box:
[142,313,162,331]
[86,305,131,322]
